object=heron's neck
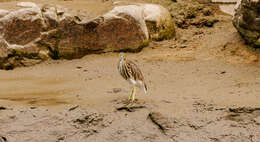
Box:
[120,56,124,61]
[119,58,125,66]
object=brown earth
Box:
[0,0,260,142]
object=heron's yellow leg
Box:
[131,87,136,102]
[128,88,134,101]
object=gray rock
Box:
[232,0,260,47]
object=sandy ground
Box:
[0,0,260,142]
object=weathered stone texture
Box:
[232,0,260,47]
[0,2,175,69]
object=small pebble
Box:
[113,88,122,93]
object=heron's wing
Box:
[126,59,145,82]
[118,60,130,80]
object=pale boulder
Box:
[16,2,38,8]
[141,4,175,41]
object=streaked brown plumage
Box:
[118,52,147,102]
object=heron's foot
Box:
[126,99,135,106]
[128,95,135,103]
[129,98,135,103]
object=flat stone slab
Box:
[212,0,237,15]
[211,0,237,3]
[219,4,236,15]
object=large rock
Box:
[0,2,175,69]
[0,6,43,46]
[0,4,45,69]
[232,0,260,47]
[113,2,175,41]
[141,4,175,41]
[39,3,175,58]
[57,5,149,59]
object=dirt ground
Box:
[0,0,260,142]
